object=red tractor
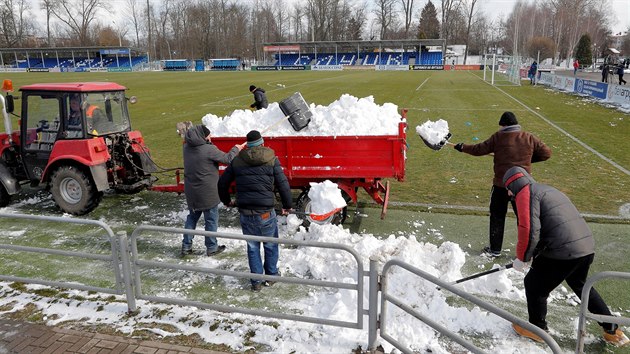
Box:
[0,80,157,215]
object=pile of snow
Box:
[201,94,402,137]
[416,119,450,145]
[306,180,347,215]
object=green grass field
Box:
[2,70,629,352]
[3,70,629,216]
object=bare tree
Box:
[40,0,54,46]
[440,0,460,42]
[123,0,142,47]
[1,0,35,47]
[399,0,414,38]
[373,0,397,39]
[461,0,478,64]
[49,0,109,46]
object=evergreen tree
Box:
[417,1,440,39]
[574,34,593,67]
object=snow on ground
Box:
[0,215,556,354]
[201,94,402,137]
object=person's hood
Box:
[503,166,536,194]
[255,88,266,93]
[240,146,275,166]
[184,125,208,147]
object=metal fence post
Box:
[117,231,137,313]
[367,257,379,350]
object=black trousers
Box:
[488,186,515,252]
[525,254,616,332]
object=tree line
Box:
[0,0,625,65]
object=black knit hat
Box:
[499,111,518,126]
[201,125,210,137]
[246,130,264,147]
[249,85,256,92]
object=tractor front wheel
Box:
[50,166,102,215]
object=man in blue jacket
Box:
[218,130,292,291]
[182,125,244,256]
[503,166,628,346]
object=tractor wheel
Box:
[295,189,348,226]
[50,166,102,215]
[0,183,10,207]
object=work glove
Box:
[454,143,464,152]
[512,258,532,273]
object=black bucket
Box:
[279,92,312,131]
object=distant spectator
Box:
[528,61,538,85]
[618,64,626,85]
[602,63,609,83]
[573,59,579,76]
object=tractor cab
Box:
[1,80,156,215]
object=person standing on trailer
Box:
[249,85,268,110]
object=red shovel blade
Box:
[308,207,343,222]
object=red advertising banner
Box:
[263,45,301,52]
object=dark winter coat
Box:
[503,166,594,262]
[459,125,552,187]
[183,125,239,211]
[250,88,268,110]
[218,145,292,212]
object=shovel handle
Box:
[451,263,513,285]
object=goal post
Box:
[483,54,525,86]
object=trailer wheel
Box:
[50,166,102,215]
[295,190,348,226]
[0,183,10,207]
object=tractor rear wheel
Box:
[0,183,10,207]
[50,166,102,215]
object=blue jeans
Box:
[240,210,279,286]
[182,206,219,252]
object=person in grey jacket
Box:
[503,166,628,346]
[182,125,245,256]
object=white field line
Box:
[474,72,630,177]
[200,74,354,107]
[415,77,430,91]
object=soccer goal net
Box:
[483,54,526,86]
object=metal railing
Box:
[0,213,131,304]
[376,259,563,354]
[129,225,365,329]
[576,271,630,353]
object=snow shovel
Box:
[262,92,312,133]
[437,263,513,290]
[416,119,453,150]
[281,207,344,223]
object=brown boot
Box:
[512,323,544,343]
[603,328,630,347]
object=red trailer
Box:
[152,111,408,224]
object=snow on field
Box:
[201,94,402,137]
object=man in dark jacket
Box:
[503,166,628,346]
[218,130,292,291]
[249,85,268,110]
[453,112,551,258]
[182,125,244,256]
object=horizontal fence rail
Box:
[129,225,365,329]
[379,259,563,354]
[0,212,126,297]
